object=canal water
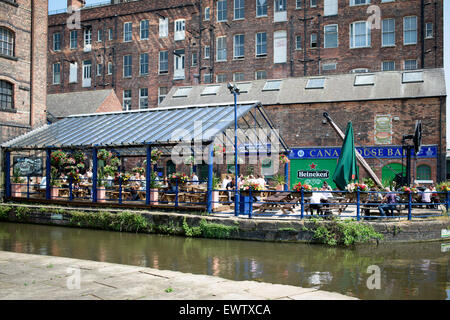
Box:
[0,222,448,300]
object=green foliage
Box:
[15,206,30,221]
[12,167,25,183]
[182,217,238,239]
[272,174,286,186]
[182,217,202,237]
[362,178,376,189]
[0,206,12,221]
[69,210,150,233]
[278,227,297,232]
[304,217,383,247]
[164,287,173,293]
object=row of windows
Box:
[122,87,168,110]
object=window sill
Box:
[404,43,418,46]
[0,53,18,61]
[0,108,17,114]
[233,57,244,61]
[350,46,372,49]
[216,60,227,63]
[256,15,268,18]
[158,72,169,75]
[255,55,267,59]
[381,45,396,48]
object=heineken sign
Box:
[297,170,330,179]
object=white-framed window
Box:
[310,33,318,48]
[425,22,433,39]
[234,0,245,20]
[123,22,132,42]
[404,59,417,70]
[158,87,168,105]
[233,72,245,81]
[69,62,78,83]
[382,18,395,46]
[0,27,14,57]
[159,51,168,74]
[216,74,227,83]
[123,90,132,111]
[274,0,287,22]
[382,61,395,71]
[139,88,148,109]
[96,63,102,76]
[350,0,370,6]
[257,0,267,17]
[324,0,338,16]
[255,70,267,80]
[140,20,149,40]
[107,62,113,75]
[381,0,394,2]
[159,18,168,38]
[322,62,337,71]
[216,36,227,61]
[53,33,61,51]
[217,0,227,22]
[295,35,302,50]
[233,34,244,59]
[108,28,113,40]
[204,45,210,59]
[203,73,212,83]
[174,19,186,41]
[350,21,371,48]
[324,25,338,48]
[97,29,103,42]
[52,63,61,84]
[123,55,132,78]
[84,27,92,52]
[351,68,370,73]
[403,16,417,45]
[173,49,185,79]
[140,53,149,75]
[204,7,210,20]
[296,0,302,9]
[70,30,78,49]
[273,30,287,63]
[256,32,267,56]
[310,0,317,7]
[82,60,92,87]
[191,51,198,66]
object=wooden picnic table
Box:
[253,192,301,214]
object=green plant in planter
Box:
[12,167,25,184]
[213,174,221,190]
[272,174,285,187]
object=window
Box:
[425,22,433,39]
[350,21,371,48]
[404,59,417,70]
[204,46,210,59]
[0,80,13,110]
[173,87,192,97]
[158,87,168,105]
[234,0,245,20]
[82,60,92,87]
[306,78,325,89]
[324,25,338,48]
[204,7,210,20]
[233,72,244,81]
[0,28,14,57]
[416,165,431,181]
[202,85,221,95]
[69,62,78,83]
[191,52,198,66]
[322,62,337,71]
[256,32,267,56]
[123,55,132,78]
[107,62,113,75]
[217,0,227,22]
[382,61,395,71]
[310,33,317,48]
[296,0,302,9]
[274,0,287,22]
[123,22,132,42]
[382,18,395,46]
[204,73,212,83]
[255,70,267,80]
[174,19,186,41]
[217,36,227,61]
[53,33,61,51]
[140,53,149,75]
[310,0,317,7]
[403,16,417,45]
[402,71,423,83]
[256,0,267,17]
[70,30,78,49]
[295,35,302,50]
[350,0,370,5]
[234,34,244,59]
[53,63,61,84]
[263,80,282,91]
[351,68,370,73]
[273,30,287,63]
[173,49,185,79]
[159,51,168,74]
[84,27,92,52]
[96,63,102,76]
[354,74,374,86]
[324,0,338,16]
[236,82,251,92]
[139,88,148,109]
[97,29,103,42]
[140,20,149,40]
[108,28,113,40]
[159,18,168,38]
[216,74,227,83]
[123,90,132,110]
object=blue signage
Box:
[289,145,437,160]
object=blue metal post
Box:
[234,91,239,217]
[356,187,361,221]
[207,144,214,213]
[249,189,253,218]
[284,161,289,191]
[175,180,179,207]
[118,177,122,204]
[26,176,30,199]
[45,149,51,200]
[408,192,412,220]
[146,144,151,205]
[69,177,73,201]
[446,191,449,212]
[300,187,304,219]
[92,148,98,203]
[4,150,11,198]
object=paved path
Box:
[0,251,357,300]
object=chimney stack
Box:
[67,0,86,10]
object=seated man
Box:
[421,185,432,209]
[378,187,397,217]
[226,178,236,203]
[309,188,327,215]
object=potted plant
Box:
[211,174,222,209]
[50,167,61,199]
[272,174,286,191]
[279,154,290,164]
[293,182,313,197]
[436,181,450,201]
[11,167,25,197]
[148,171,160,204]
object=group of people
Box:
[221,174,267,202]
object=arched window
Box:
[0,27,14,57]
[416,164,431,181]
[0,80,13,110]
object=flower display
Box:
[279,154,290,164]
[345,182,368,192]
[50,150,68,167]
[151,149,163,164]
[97,149,113,161]
[400,186,418,193]
[132,167,145,175]
[437,181,450,192]
[114,172,132,185]
[169,172,188,184]
[240,181,263,191]
[293,182,312,192]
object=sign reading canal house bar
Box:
[288,145,438,189]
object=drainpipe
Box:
[29,0,34,128]
[317,13,321,75]
[420,0,425,69]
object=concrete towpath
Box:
[0,251,357,300]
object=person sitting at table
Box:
[139,173,146,191]
[378,187,397,217]
[368,187,383,203]
[430,185,439,209]
[320,182,333,213]
[256,175,267,190]
[191,172,199,185]
[222,175,231,191]
[226,177,236,202]
[126,172,142,200]
[310,188,327,215]
[421,185,432,209]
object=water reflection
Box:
[0,222,447,300]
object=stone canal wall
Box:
[0,204,448,244]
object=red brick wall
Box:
[95,90,123,113]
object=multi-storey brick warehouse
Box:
[47,0,443,109]
[0,0,48,144]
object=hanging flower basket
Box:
[50,150,68,167]
[132,167,145,175]
[279,154,290,164]
[97,149,113,161]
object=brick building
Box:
[47,0,443,109]
[0,0,48,144]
